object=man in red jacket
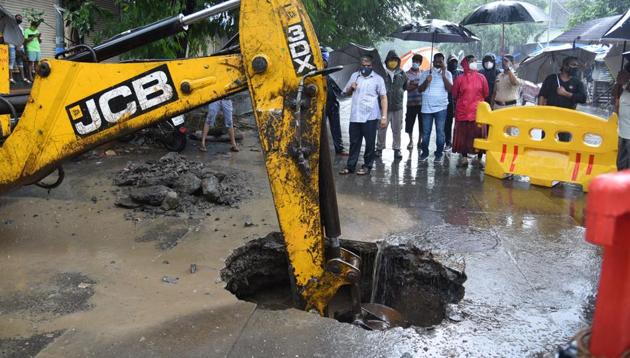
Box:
[451,55,489,168]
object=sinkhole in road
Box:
[220,233,467,329]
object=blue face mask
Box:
[360,66,373,77]
[412,63,420,70]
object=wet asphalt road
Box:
[0,99,603,357]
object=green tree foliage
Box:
[22,8,45,25]
[303,0,427,48]
[101,0,428,58]
[567,0,630,27]
[102,0,236,59]
[64,0,111,45]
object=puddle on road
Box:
[220,233,467,329]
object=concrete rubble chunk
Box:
[160,152,184,162]
[174,173,202,195]
[201,168,226,181]
[201,176,222,203]
[161,191,180,210]
[130,185,170,206]
[114,195,142,209]
[113,156,252,219]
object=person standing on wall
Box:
[23,21,42,83]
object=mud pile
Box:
[113,152,252,218]
[220,233,467,328]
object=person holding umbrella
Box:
[538,56,587,110]
[493,55,521,109]
[339,55,388,176]
[418,53,453,163]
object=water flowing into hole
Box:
[220,233,467,329]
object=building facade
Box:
[1,0,117,59]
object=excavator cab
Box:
[0,0,403,329]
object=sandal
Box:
[356,167,370,175]
[199,145,207,152]
[230,146,240,152]
[338,168,352,175]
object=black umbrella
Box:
[603,9,630,42]
[0,5,24,47]
[552,15,622,45]
[461,1,548,54]
[517,45,596,83]
[390,19,479,72]
[327,43,386,89]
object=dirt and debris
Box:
[220,233,467,328]
[135,218,193,250]
[112,152,253,219]
[161,276,179,284]
[0,273,96,318]
[221,233,290,299]
[0,330,64,358]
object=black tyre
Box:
[162,131,187,152]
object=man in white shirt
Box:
[340,56,388,176]
[418,53,453,163]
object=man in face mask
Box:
[445,55,463,152]
[492,55,521,109]
[322,51,346,155]
[405,54,423,150]
[417,53,453,163]
[479,54,500,104]
[538,56,587,110]
[377,50,407,159]
[340,56,388,175]
[8,14,28,84]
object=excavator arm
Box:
[0,0,399,326]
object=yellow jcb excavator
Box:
[0,0,403,330]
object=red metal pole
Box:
[586,170,630,356]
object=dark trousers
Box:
[405,105,422,136]
[326,102,344,152]
[347,119,378,171]
[446,100,455,146]
[619,137,630,170]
